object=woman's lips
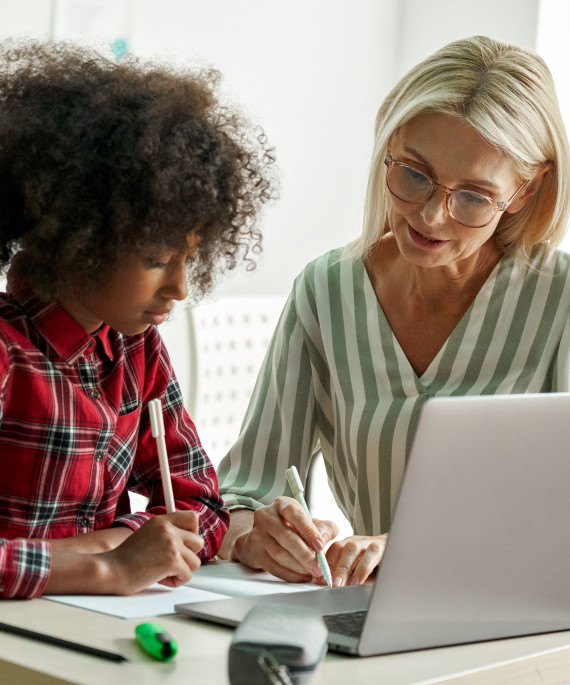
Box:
[408,224,449,249]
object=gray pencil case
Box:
[228,603,328,685]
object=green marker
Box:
[135,622,178,661]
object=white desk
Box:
[3,598,570,685]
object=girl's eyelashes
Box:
[142,253,173,269]
[141,244,195,270]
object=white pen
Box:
[285,465,333,587]
[149,398,176,514]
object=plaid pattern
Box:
[0,281,229,598]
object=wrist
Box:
[95,548,130,595]
[232,530,250,564]
[231,532,246,562]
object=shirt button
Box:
[89,389,101,400]
[80,516,90,527]
[95,450,105,462]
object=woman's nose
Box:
[420,189,448,227]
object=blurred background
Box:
[1,0,567,529]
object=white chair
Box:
[159,295,287,464]
[183,294,287,466]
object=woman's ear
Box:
[506,163,553,214]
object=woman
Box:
[217,36,570,587]
[0,41,273,598]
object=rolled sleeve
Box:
[0,538,51,598]
[113,511,153,531]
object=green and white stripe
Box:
[218,245,570,535]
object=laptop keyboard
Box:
[323,610,367,638]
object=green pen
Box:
[135,622,178,661]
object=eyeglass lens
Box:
[386,163,496,228]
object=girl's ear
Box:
[506,163,553,214]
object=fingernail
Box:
[312,539,324,552]
[349,576,360,586]
[333,576,343,587]
[312,564,323,577]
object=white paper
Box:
[187,561,320,598]
[45,585,226,619]
[45,562,321,619]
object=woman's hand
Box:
[317,534,389,587]
[234,497,339,583]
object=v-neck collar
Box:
[359,253,509,384]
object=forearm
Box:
[217,508,254,561]
[46,527,132,554]
[44,549,115,594]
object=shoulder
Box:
[0,299,37,391]
[540,246,570,276]
[297,245,355,278]
[516,244,570,273]
[0,294,36,359]
[499,247,570,321]
[292,246,362,303]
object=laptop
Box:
[176,393,570,656]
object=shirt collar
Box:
[94,324,115,362]
[7,274,116,365]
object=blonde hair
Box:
[348,36,570,261]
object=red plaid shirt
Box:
[0,280,229,598]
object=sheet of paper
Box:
[45,584,227,619]
[45,562,322,618]
[188,561,321,597]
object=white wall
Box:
[129,0,542,297]
[0,0,543,296]
[536,0,570,254]
[394,0,540,75]
[0,0,52,39]
[130,0,398,297]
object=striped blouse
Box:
[217,245,570,535]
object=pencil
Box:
[0,622,128,663]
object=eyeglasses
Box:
[384,153,528,228]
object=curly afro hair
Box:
[0,40,276,300]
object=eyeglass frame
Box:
[384,152,529,228]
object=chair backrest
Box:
[189,295,287,466]
[160,294,286,467]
